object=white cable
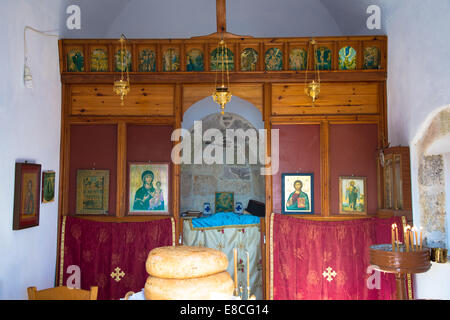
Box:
[23,26,58,88]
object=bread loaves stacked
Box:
[144,245,234,300]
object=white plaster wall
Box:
[0,0,61,299]
[384,1,450,300]
[60,0,344,39]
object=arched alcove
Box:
[180,96,265,213]
[182,95,264,130]
[411,105,450,249]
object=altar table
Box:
[182,212,263,300]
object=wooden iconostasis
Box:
[58,35,395,299]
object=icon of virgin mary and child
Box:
[132,170,164,211]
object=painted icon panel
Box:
[13,163,41,230]
[240,48,258,71]
[162,48,180,72]
[186,48,204,71]
[129,162,169,214]
[281,173,314,214]
[42,171,55,203]
[67,48,84,72]
[363,46,381,69]
[90,48,108,72]
[338,176,367,215]
[215,192,234,213]
[338,46,357,70]
[265,47,283,71]
[210,47,234,71]
[289,48,307,71]
[139,48,156,72]
[115,49,132,72]
[315,46,332,70]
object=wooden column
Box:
[263,83,272,300]
[59,84,71,217]
[395,273,407,300]
[320,120,330,216]
[173,83,182,245]
[116,121,127,217]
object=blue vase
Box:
[203,202,212,216]
[235,202,243,215]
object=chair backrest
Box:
[27,286,98,300]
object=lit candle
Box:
[246,252,250,289]
[233,248,237,291]
[412,227,418,251]
[404,226,409,252]
[391,224,396,251]
[409,227,415,251]
[394,224,399,250]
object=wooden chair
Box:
[27,286,98,300]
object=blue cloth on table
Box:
[191,212,260,229]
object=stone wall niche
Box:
[180,112,265,213]
[416,106,450,249]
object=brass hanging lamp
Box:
[113,34,130,105]
[304,38,321,104]
[212,35,232,114]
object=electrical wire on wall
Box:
[24,26,58,89]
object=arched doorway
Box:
[179,95,266,299]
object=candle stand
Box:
[369,244,431,300]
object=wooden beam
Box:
[61,71,387,84]
[216,0,227,33]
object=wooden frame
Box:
[128,162,170,215]
[338,176,367,215]
[13,162,41,230]
[281,173,314,214]
[56,35,389,301]
[76,169,110,215]
[378,146,412,223]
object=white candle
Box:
[246,252,250,289]
[391,224,396,251]
[404,226,410,252]
[233,248,237,291]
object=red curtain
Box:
[58,216,174,300]
[271,214,403,300]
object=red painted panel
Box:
[272,124,321,214]
[69,124,118,215]
[329,123,378,214]
[127,125,173,163]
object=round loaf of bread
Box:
[146,245,228,279]
[144,271,234,300]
